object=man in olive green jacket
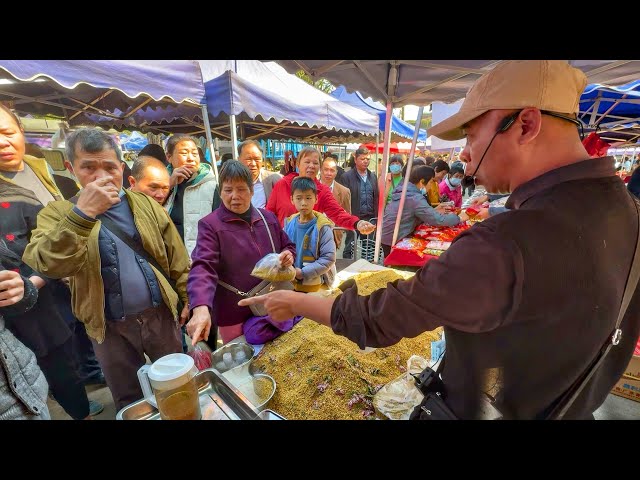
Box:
[23,128,191,411]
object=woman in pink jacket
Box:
[438,162,465,207]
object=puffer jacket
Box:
[0,276,50,420]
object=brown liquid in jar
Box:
[155,380,201,420]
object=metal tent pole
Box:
[201,104,218,179]
[391,106,424,247]
[373,102,394,264]
[375,129,380,175]
[230,114,239,160]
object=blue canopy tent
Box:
[0,60,206,120]
[0,60,220,172]
[82,61,379,151]
[579,80,640,146]
[330,86,426,142]
[120,130,149,151]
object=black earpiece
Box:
[497,111,521,133]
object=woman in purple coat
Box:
[186,161,295,347]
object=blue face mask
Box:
[420,187,427,195]
[449,177,462,187]
[389,164,402,174]
[216,160,222,167]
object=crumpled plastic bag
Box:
[251,253,296,282]
[188,345,212,371]
[373,355,429,420]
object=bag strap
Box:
[255,208,276,253]
[548,196,640,419]
[217,208,274,296]
[98,215,180,297]
[218,279,269,297]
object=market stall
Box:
[383,222,472,268]
[248,262,444,420]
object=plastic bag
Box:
[251,253,296,282]
[188,346,212,371]
[373,355,429,420]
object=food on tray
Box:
[252,270,442,419]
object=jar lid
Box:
[148,353,194,382]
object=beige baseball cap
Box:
[429,60,588,141]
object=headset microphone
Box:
[467,110,521,179]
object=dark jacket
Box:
[0,180,71,357]
[332,157,640,420]
[628,167,640,199]
[187,204,296,327]
[337,168,380,219]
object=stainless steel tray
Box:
[117,368,261,420]
[257,409,286,420]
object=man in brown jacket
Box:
[241,60,640,420]
[320,156,351,249]
[23,128,191,411]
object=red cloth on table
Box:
[383,248,439,268]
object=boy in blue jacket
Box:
[284,177,336,292]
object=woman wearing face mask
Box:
[381,166,467,257]
[385,154,405,205]
[438,162,465,208]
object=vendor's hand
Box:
[169,165,195,188]
[457,212,470,223]
[76,176,121,218]
[357,220,375,235]
[0,270,25,307]
[238,290,300,322]
[476,208,490,220]
[295,268,303,280]
[435,204,447,214]
[60,277,71,289]
[179,302,190,326]
[279,250,294,269]
[470,195,489,206]
[186,305,211,346]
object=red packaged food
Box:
[188,346,212,371]
[394,237,428,253]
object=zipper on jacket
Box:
[226,217,267,257]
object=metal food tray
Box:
[117,368,261,420]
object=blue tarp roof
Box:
[330,86,427,141]
[580,79,640,130]
[0,60,206,105]
[79,61,379,140]
[120,131,148,150]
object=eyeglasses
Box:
[541,110,584,139]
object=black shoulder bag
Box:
[409,354,458,420]
[98,216,185,314]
